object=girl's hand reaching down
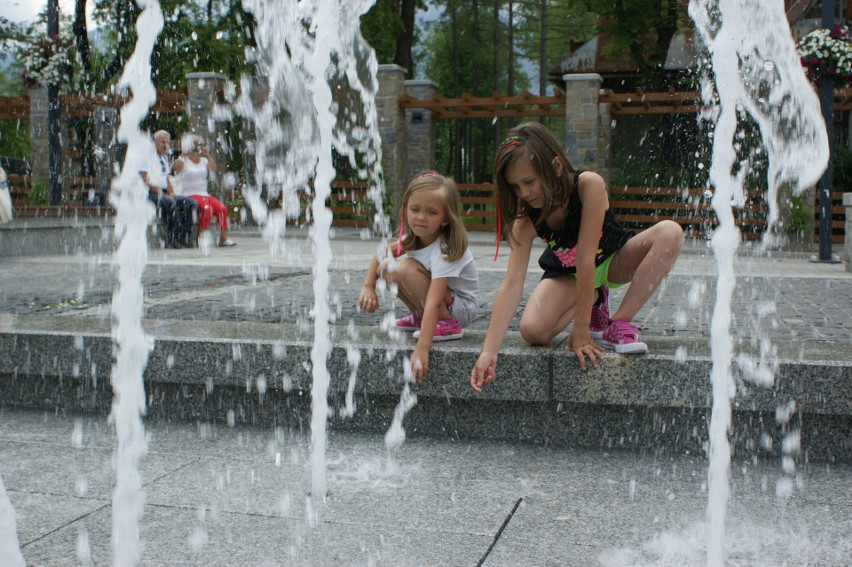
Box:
[568,330,602,371]
[410,347,429,382]
[470,351,497,392]
[358,287,378,313]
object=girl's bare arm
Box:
[471,218,537,391]
[410,276,451,381]
[570,171,608,368]
[358,243,396,313]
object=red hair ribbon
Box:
[396,207,405,256]
[493,197,502,261]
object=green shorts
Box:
[541,253,622,289]
[595,254,619,288]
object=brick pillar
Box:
[93,105,120,205]
[186,72,229,197]
[597,93,612,185]
[563,74,603,174]
[376,65,406,217]
[403,79,437,185]
[29,88,49,202]
[844,193,852,271]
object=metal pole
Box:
[818,0,836,261]
[47,0,62,206]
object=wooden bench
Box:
[284,181,376,229]
[6,175,111,219]
[609,185,770,240]
[610,185,847,243]
[286,181,497,232]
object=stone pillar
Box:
[597,95,612,185]
[29,88,49,204]
[403,79,438,185]
[376,64,406,217]
[844,193,852,271]
[92,105,120,206]
[563,74,603,173]
[186,72,229,197]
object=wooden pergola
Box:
[399,90,566,119]
[2,86,852,121]
[0,89,188,121]
[399,86,852,117]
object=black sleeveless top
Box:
[528,171,634,275]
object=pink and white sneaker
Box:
[395,313,422,332]
[600,318,648,354]
[413,317,463,341]
[590,285,610,339]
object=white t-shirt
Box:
[139,153,170,190]
[176,157,210,197]
[405,237,479,309]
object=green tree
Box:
[360,0,424,78]
[88,0,253,92]
[422,0,534,181]
[513,0,597,94]
[0,64,29,159]
[576,0,687,76]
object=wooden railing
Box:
[284,181,498,231]
[6,175,105,216]
[609,185,769,240]
[5,176,845,243]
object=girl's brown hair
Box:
[398,171,469,262]
[494,122,577,246]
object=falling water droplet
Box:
[76,529,91,563]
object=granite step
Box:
[2,315,849,463]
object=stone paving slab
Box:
[1,409,849,566]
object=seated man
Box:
[139,130,196,248]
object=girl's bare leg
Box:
[379,258,452,318]
[519,275,578,346]
[607,220,684,321]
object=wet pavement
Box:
[0,408,850,566]
[0,226,850,565]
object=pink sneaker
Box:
[395,313,422,332]
[600,318,648,354]
[590,285,610,339]
[413,317,463,341]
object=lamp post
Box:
[818,0,836,261]
[47,0,62,206]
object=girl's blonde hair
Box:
[494,121,577,245]
[398,171,468,262]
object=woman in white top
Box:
[172,133,234,247]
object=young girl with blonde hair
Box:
[359,171,479,381]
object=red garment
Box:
[189,194,228,231]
